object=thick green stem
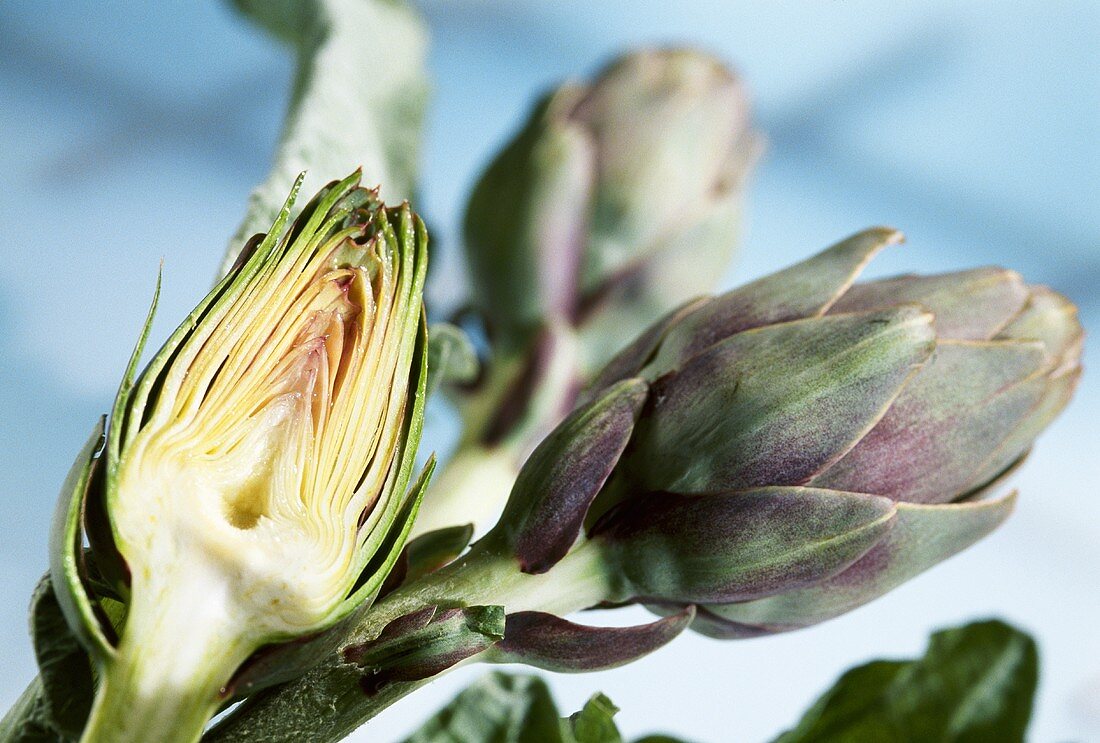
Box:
[79,566,257,743]
[361,535,615,634]
[207,539,615,743]
[79,634,252,743]
[80,651,223,743]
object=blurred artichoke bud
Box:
[53,172,432,742]
[414,50,759,539]
[494,227,1081,652]
[464,47,760,368]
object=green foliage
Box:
[404,672,689,743]
[568,694,623,743]
[775,620,1038,743]
[28,578,95,740]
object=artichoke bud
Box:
[498,228,1081,638]
[342,605,505,695]
[464,48,760,371]
[54,171,432,738]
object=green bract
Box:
[51,172,431,743]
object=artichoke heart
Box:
[119,223,411,633]
[111,173,426,639]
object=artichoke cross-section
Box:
[55,171,431,743]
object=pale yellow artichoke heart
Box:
[114,231,410,637]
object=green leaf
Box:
[568,693,623,743]
[29,577,95,739]
[427,323,480,396]
[403,672,688,743]
[0,678,64,743]
[402,672,566,743]
[775,620,1038,742]
[0,578,95,742]
[222,0,429,274]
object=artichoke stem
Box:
[364,535,616,635]
[81,657,218,743]
[79,568,256,743]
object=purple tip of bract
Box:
[490,605,695,672]
[498,378,648,574]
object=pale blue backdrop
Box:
[1,1,1097,740]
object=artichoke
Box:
[52,172,431,742]
[416,48,760,536]
[465,47,760,364]
[494,226,1081,647]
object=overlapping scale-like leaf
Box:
[498,379,647,574]
[830,267,1029,341]
[642,227,902,377]
[592,487,896,604]
[695,494,1015,636]
[623,307,934,494]
[810,341,1050,503]
[996,286,1083,373]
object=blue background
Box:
[1,1,1097,740]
